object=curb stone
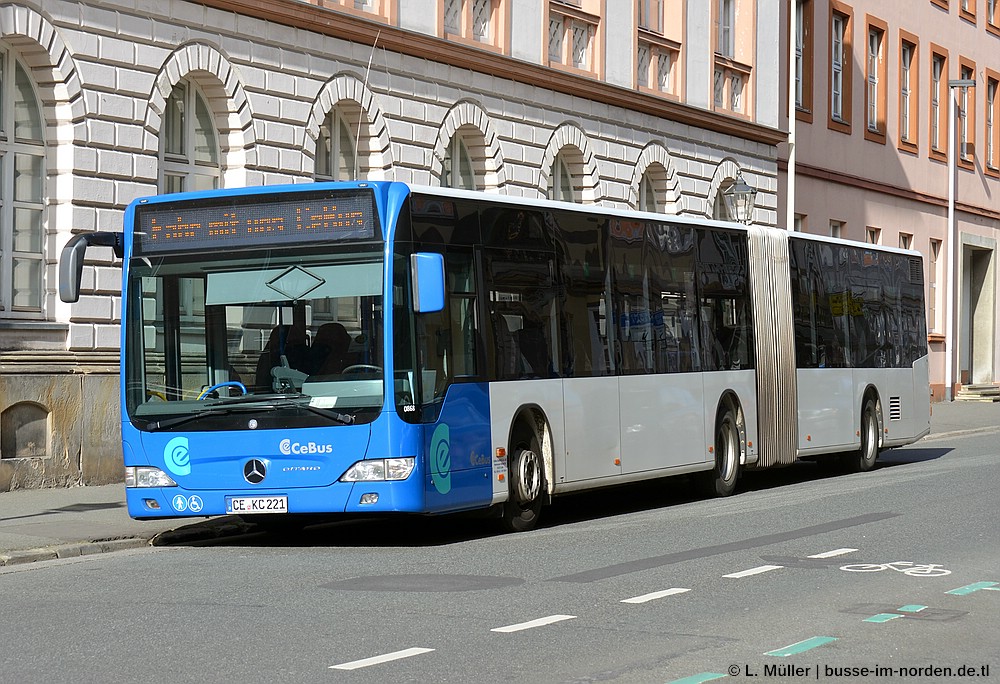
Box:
[0,538,149,566]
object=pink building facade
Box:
[779,0,1000,401]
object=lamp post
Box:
[723,171,758,225]
[945,78,975,401]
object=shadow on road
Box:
[154,443,953,550]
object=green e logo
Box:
[430,423,451,495]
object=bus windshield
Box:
[124,247,386,427]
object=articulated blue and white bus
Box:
[60,181,930,531]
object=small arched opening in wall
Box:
[630,143,681,214]
[0,402,51,460]
[538,123,602,203]
[431,100,507,192]
[307,73,394,181]
[706,158,744,222]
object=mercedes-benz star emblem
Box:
[243,459,267,485]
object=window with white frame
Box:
[959,65,974,161]
[315,109,357,181]
[929,238,941,330]
[898,232,912,249]
[0,47,46,315]
[830,220,843,239]
[900,41,914,143]
[867,27,882,132]
[639,0,662,33]
[988,77,998,170]
[831,14,846,122]
[931,53,945,152]
[866,226,880,244]
[795,1,805,108]
[160,81,221,193]
[442,135,476,190]
[718,0,735,58]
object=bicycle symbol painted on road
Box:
[840,561,951,577]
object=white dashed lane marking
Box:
[723,564,784,578]
[621,587,691,604]
[491,614,577,633]
[329,647,435,670]
[808,548,858,559]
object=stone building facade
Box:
[0,0,783,489]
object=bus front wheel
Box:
[703,407,741,497]
[500,441,544,533]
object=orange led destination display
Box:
[134,190,378,255]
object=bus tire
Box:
[842,397,879,473]
[500,436,545,533]
[704,406,741,497]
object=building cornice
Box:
[782,160,1000,222]
[202,0,787,148]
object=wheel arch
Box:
[505,404,555,501]
[715,390,748,465]
[860,384,884,449]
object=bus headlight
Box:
[340,457,415,482]
[125,466,178,488]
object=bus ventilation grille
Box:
[889,396,902,421]
[909,258,924,284]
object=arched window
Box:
[160,81,220,193]
[316,109,356,181]
[442,135,475,190]
[639,171,659,213]
[549,152,574,202]
[0,47,46,314]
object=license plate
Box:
[226,495,288,514]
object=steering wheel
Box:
[341,364,383,375]
[197,381,248,400]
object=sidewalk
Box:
[2,400,998,566]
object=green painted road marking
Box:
[947,582,999,596]
[765,636,838,657]
[897,604,927,613]
[864,613,903,623]
[667,673,727,684]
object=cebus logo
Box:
[163,436,191,476]
[279,438,333,455]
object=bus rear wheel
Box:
[500,442,544,533]
[703,407,741,497]
[841,397,879,472]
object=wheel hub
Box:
[514,449,541,503]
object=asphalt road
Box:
[2,430,997,684]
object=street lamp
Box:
[945,78,975,401]
[723,171,757,225]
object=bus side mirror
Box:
[59,232,124,303]
[411,252,445,313]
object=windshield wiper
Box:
[146,407,244,431]
[145,394,354,431]
[207,393,354,424]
